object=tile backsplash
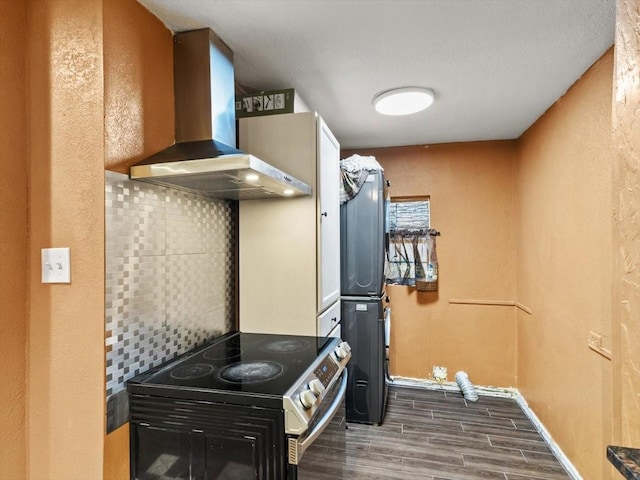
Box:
[105,171,235,432]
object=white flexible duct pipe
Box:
[455,371,479,402]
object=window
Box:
[388,196,430,231]
[387,196,438,290]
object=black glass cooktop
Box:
[127,331,335,406]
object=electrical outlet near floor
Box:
[433,366,447,382]
[587,330,612,360]
[587,331,602,349]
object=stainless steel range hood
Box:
[130,28,311,200]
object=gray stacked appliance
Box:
[340,168,390,425]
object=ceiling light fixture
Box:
[373,87,435,116]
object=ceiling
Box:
[136,0,615,150]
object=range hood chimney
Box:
[130,28,311,200]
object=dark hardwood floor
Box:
[297,384,571,480]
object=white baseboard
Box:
[389,376,582,480]
[512,391,583,480]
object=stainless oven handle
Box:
[288,369,348,465]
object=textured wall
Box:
[27,0,106,478]
[103,1,175,476]
[517,49,614,478]
[103,0,174,174]
[343,142,518,387]
[0,0,27,478]
[613,0,640,448]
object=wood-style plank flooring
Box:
[297,384,571,480]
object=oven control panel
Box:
[282,340,351,435]
[314,356,339,388]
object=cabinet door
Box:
[317,118,341,312]
[317,299,341,337]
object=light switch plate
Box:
[41,247,71,284]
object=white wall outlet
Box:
[41,248,71,284]
[433,365,447,382]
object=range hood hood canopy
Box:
[130,28,311,200]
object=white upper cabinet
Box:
[317,118,341,312]
[238,112,340,336]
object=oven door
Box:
[286,369,347,470]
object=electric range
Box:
[127,331,351,480]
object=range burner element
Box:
[130,332,337,395]
[169,363,215,380]
[203,345,242,361]
[128,332,352,480]
[219,360,284,384]
[259,339,311,354]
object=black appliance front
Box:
[129,395,286,479]
[340,169,387,297]
[342,297,389,425]
[127,331,347,480]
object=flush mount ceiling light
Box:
[373,87,435,116]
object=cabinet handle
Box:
[321,212,328,217]
[331,317,337,323]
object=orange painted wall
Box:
[1,1,627,478]
[612,0,640,449]
[103,1,174,477]
[517,49,614,477]
[0,0,28,478]
[27,0,106,478]
[343,142,518,387]
[104,0,174,174]
[345,50,616,478]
